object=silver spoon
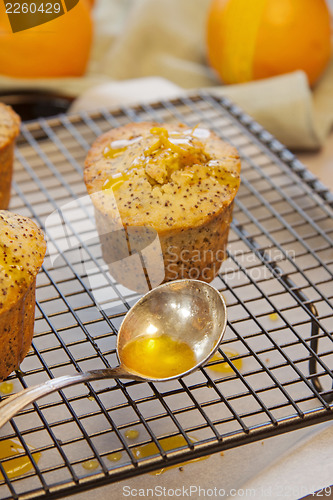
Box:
[0,279,227,429]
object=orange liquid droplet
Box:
[133,435,208,475]
[120,334,196,379]
[82,459,99,470]
[207,350,242,374]
[125,429,140,440]
[107,452,122,462]
[0,438,41,479]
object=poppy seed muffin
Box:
[84,122,240,291]
[0,103,21,209]
[0,211,46,381]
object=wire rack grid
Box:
[0,93,332,499]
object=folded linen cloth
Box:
[70,71,329,151]
[231,422,333,500]
[0,0,332,151]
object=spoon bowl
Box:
[0,279,227,428]
[117,279,227,380]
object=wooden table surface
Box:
[297,131,333,192]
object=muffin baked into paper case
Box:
[84,122,240,292]
[0,211,46,381]
[0,103,21,209]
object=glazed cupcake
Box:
[84,122,240,292]
[0,211,46,381]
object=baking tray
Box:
[0,93,332,499]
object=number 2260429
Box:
[5,3,62,14]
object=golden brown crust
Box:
[0,103,21,209]
[0,211,46,380]
[0,280,36,381]
[0,103,20,148]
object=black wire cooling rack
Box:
[0,93,332,499]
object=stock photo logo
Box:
[45,191,166,310]
[2,0,81,33]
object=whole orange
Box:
[0,0,93,78]
[206,0,332,86]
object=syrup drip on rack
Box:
[0,438,41,479]
[207,350,242,374]
[133,435,208,475]
[0,382,13,395]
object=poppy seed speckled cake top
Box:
[84,122,241,232]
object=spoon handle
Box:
[0,366,141,429]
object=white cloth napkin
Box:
[232,422,333,500]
